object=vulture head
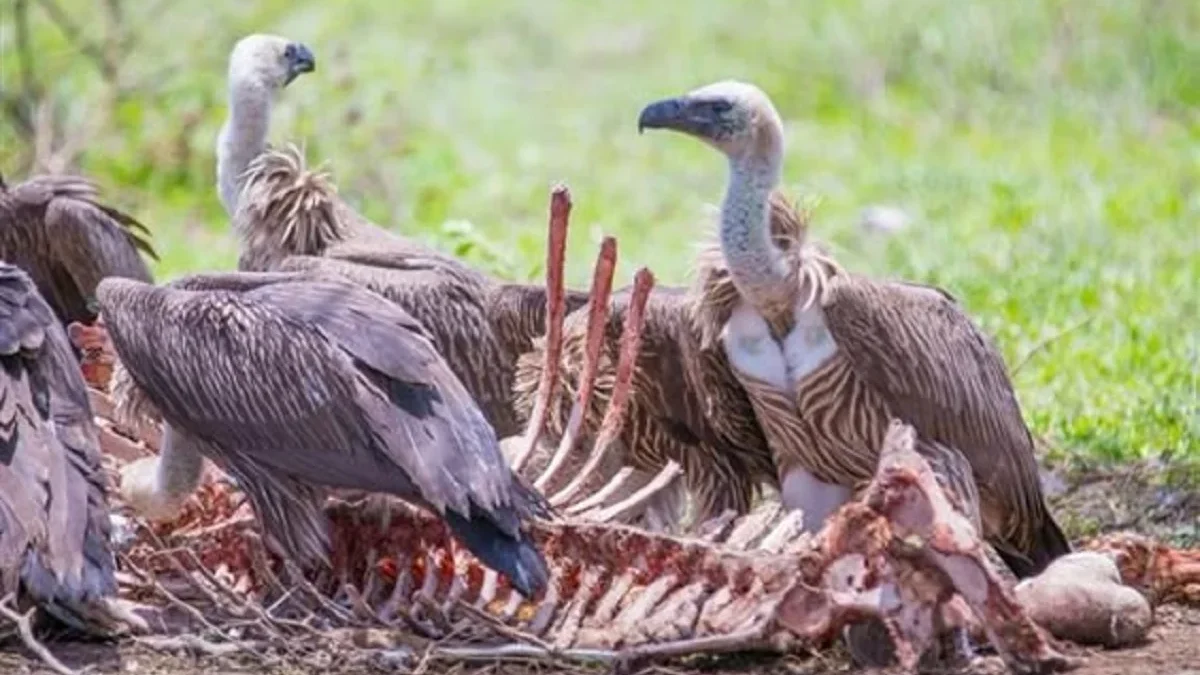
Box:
[637,80,784,162]
[229,33,316,91]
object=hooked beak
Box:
[637,95,718,139]
[637,97,687,135]
[284,42,316,86]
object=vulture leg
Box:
[533,236,616,493]
[118,424,208,522]
[547,268,654,510]
[779,466,852,534]
[509,185,571,474]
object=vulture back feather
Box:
[234,143,590,438]
[97,273,550,597]
[234,143,410,272]
[0,262,116,631]
[0,173,156,329]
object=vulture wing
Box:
[0,263,115,631]
[276,254,521,436]
[164,269,314,293]
[820,273,1068,573]
[0,175,154,326]
[97,275,548,593]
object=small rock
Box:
[374,648,414,670]
[1015,551,1153,647]
[859,205,911,234]
[108,513,138,551]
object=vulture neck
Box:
[156,425,206,507]
[218,79,274,217]
[720,148,790,318]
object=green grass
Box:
[2,0,1197,465]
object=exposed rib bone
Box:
[510,185,571,474]
[547,267,654,509]
[562,466,638,516]
[97,421,154,461]
[583,460,683,524]
[533,236,617,492]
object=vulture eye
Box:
[284,44,297,59]
[706,100,733,115]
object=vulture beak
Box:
[284,42,316,86]
[637,96,718,138]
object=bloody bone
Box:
[509,184,572,475]
[1082,531,1200,607]
[534,235,616,494]
[506,186,676,523]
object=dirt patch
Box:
[1,606,1198,675]
[1045,458,1200,547]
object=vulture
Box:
[636,80,1071,580]
[0,171,156,332]
[216,35,588,439]
[100,271,551,598]
[0,262,117,633]
[508,196,811,529]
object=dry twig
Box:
[0,593,81,675]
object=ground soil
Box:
[3,460,1198,675]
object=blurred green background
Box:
[1,0,1197,466]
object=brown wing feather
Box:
[97,276,531,531]
[277,254,523,437]
[821,274,1050,548]
[512,288,777,522]
[0,175,154,327]
[0,263,114,629]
